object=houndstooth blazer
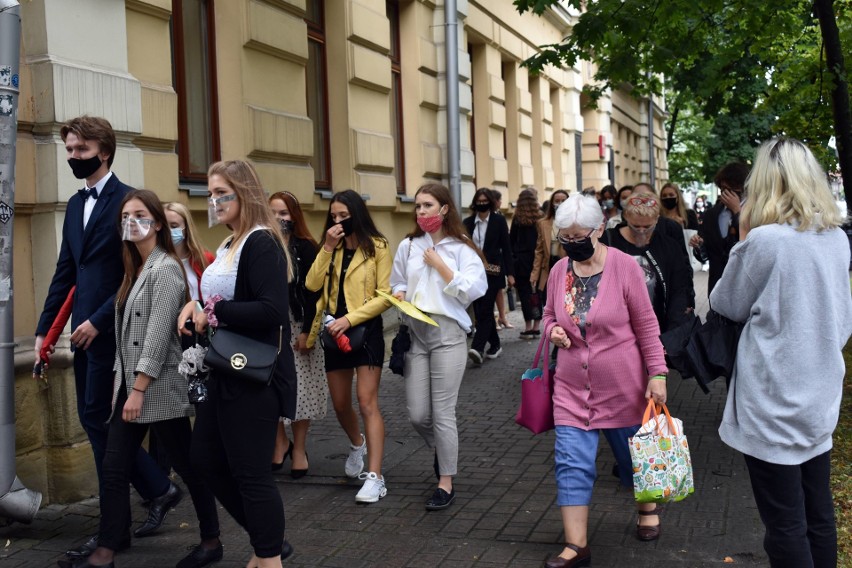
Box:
[111,246,192,423]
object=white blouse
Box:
[200,227,263,302]
[390,234,488,332]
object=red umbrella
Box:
[34,286,74,381]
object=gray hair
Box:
[555,194,604,230]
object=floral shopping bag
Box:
[629,401,694,504]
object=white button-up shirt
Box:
[390,233,488,332]
[83,171,113,228]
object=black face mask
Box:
[661,197,678,210]
[68,156,103,180]
[562,238,596,262]
[474,203,491,213]
[279,220,294,233]
[338,217,354,237]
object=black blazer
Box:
[213,230,297,419]
[36,173,132,355]
[698,202,739,293]
[288,236,320,335]
[463,212,514,278]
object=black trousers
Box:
[743,451,836,568]
[191,380,284,558]
[471,275,502,352]
[99,386,220,550]
[73,348,168,502]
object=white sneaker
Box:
[345,434,367,478]
[355,472,387,503]
[486,346,503,359]
[468,349,483,366]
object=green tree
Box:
[515,0,852,198]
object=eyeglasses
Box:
[475,200,490,205]
[557,228,595,245]
[626,196,658,207]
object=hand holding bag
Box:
[629,401,694,504]
[204,327,282,386]
[515,335,554,434]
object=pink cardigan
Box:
[542,247,667,429]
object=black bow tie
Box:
[78,187,99,200]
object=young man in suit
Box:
[689,163,750,294]
[34,116,180,560]
[463,188,515,365]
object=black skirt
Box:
[323,316,384,372]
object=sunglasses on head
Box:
[626,196,658,207]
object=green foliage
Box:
[514,0,851,185]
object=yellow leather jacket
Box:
[305,237,392,348]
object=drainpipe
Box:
[445,0,461,210]
[648,91,656,187]
[0,0,42,525]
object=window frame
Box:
[172,0,222,184]
[387,0,405,194]
[305,0,333,191]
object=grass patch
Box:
[833,343,852,565]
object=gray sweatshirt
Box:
[710,222,852,465]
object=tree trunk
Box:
[815,0,852,201]
[666,99,680,154]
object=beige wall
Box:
[11,0,669,504]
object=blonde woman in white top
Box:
[391,183,488,511]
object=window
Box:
[172,0,221,182]
[306,0,331,190]
[387,0,405,194]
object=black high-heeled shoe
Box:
[272,441,293,472]
[290,451,309,479]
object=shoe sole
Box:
[425,495,456,511]
[486,350,502,359]
[355,488,387,504]
[467,351,483,365]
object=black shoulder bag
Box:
[205,325,282,386]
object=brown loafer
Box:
[636,505,663,541]
[544,543,591,568]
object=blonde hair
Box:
[744,138,843,232]
[207,160,293,280]
[622,190,661,220]
[660,183,688,227]
[164,202,210,271]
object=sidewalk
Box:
[0,270,768,567]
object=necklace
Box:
[573,269,600,290]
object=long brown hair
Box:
[207,160,292,280]
[514,188,542,225]
[269,191,317,248]
[318,189,387,257]
[545,190,569,220]
[116,190,189,309]
[408,183,486,261]
[164,201,210,270]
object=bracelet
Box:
[650,375,667,381]
[132,387,146,394]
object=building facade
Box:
[11,0,668,503]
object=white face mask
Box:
[121,218,154,242]
[207,193,237,227]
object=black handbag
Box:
[685,310,743,390]
[388,324,410,375]
[204,327,282,386]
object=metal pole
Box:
[0,0,42,524]
[648,93,656,187]
[445,0,461,210]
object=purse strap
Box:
[531,334,550,387]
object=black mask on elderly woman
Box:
[562,238,596,262]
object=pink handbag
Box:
[515,335,555,434]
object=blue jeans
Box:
[554,424,639,506]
